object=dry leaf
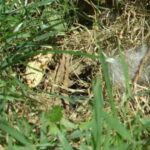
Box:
[25,53,53,88]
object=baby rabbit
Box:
[105,44,150,88]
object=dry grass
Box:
[19,1,150,123]
[1,1,150,149]
[50,2,150,119]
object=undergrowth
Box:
[0,0,150,150]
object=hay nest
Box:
[19,2,150,123]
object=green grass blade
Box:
[99,53,116,115]
[58,130,73,150]
[0,49,99,71]
[92,78,104,150]
[102,112,133,141]
[0,119,31,145]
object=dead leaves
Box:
[24,53,53,88]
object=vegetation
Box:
[0,0,150,149]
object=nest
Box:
[57,2,150,119]
[16,1,150,124]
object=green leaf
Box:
[47,106,63,123]
[61,118,77,129]
[140,119,150,128]
[48,13,66,32]
[34,32,56,41]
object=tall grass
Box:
[0,1,149,150]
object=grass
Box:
[0,0,150,150]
